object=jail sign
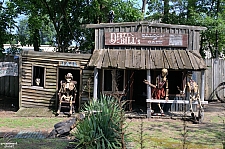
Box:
[0,62,18,77]
[59,61,80,67]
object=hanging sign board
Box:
[0,62,18,77]
[59,61,80,67]
[105,32,188,47]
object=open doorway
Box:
[57,68,80,112]
[130,70,147,112]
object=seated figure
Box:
[57,73,77,115]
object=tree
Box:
[146,0,225,58]
[11,0,143,53]
[0,1,18,56]
[17,18,56,47]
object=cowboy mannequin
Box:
[57,73,77,116]
[143,68,169,114]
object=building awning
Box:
[88,49,206,70]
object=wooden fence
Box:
[204,58,225,101]
[0,55,19,98]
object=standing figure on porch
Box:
[57,73,77,116]
[143,68,169,114]
[178,71,203,114]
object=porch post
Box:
[93,67,98,101]
[200,70,205,101]
[147,70,151,118]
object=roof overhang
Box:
[88,49,206,70]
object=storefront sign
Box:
[59,61,80,67]
[0,62,18,77]
[105,32,188,47]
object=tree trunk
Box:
[33,29,39,51]
[142,0,147,16]
[163,0,169,23]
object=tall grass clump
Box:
[71,94,127,149]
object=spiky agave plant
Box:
[71,94,127,149]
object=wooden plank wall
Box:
[0,55,19,98]
[21,58,58,108]
[21,51,91,108]
[204,58,225,101]
[95,25,200,51]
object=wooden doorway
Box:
[57,68,81,112]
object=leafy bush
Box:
[72,94,127,149]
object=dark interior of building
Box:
[58,68,80,112]
[129,69,184,113]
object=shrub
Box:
[72,94,127,149]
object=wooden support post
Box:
[186,73,190,107]
[19,55,22,109]
[146,70,151,118]
[93,67,98,101]
[200,70,205,101]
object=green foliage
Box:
[0,1,18,56]
[17,18,56,46]
[146,0,225,58]
[3,46,22,55]
[9,0,143,53]
[72,94,127,149]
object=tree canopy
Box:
[146,0,225,58]
[1,0,225,57]
[4,0,143,53]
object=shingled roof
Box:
[88,49,206,70]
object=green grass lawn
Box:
[127,119,225,149]
[0,117,67,130]
[0,117,71,149]
[0,115,224,148]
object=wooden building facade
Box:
[86,21,208,117]
[19,51,93,111]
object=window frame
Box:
[32,65,46,88]
[102,69,125,94]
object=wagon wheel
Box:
[215,82,225,103]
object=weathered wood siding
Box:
[204,58,225,100]
[86,22,206,51]
[20,51,91,108]
[0,55,19,98]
